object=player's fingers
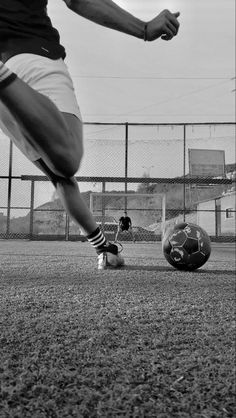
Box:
[168,14,180,33]
[173,12,180,18]
[161,35,172,41]
[166,21,178,36]
[161,28,173,41]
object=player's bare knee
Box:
[55,154,79,178]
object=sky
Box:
[47,0,235,123]
[0,0,235,213]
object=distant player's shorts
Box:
[0,53,82,161]
[120,226,129,232]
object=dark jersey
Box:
[0,0,66,63]
[119,216,132,231]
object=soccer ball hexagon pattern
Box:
[162,222,211,271]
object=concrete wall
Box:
[220,193,236,234]
[197,192,235,236]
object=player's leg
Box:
[34,156,97,235]
[33,113,124,267]
[115,225,120,242]
[0,61,80,177]
[129,226,135,243]
[34,155,123,262]
[45,113,96,235]
[55,175,125,268]
[0,60,124,268]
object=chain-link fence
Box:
[0,122,235,241]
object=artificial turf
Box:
[0,241,235,417]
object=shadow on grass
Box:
[123,265,235,275]
[123,265,173,272]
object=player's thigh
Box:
[61,112,84,163]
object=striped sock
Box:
[0,62,17,90]
[87,227,106,251]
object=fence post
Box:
[102,181,106,228]
[6,141,13,238]
[65,213,69,241]
[29,180,35,239]
[183,124,186,221]
[125,122,128,211]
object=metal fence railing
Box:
[0,122,235,241]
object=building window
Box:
[225,208,234,219]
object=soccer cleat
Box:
[96,241,118,255]
[97,242,124,270]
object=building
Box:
[197,191,236,237]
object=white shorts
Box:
[0,53,82,161]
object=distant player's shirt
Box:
[0,0,66,63]
[119,216,132,231]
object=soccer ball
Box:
[162,222,211,271]
[107,252,124,268]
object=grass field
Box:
[0,240,235,418]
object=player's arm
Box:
[63,0,180,41]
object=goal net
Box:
[90,192,166,242]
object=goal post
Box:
[90,192,166,241]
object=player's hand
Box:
[146,10,180,41]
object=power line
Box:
[81,79,232,122]
[72,75,232,80]
[84,113,234,117]
[93,79,231,121]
